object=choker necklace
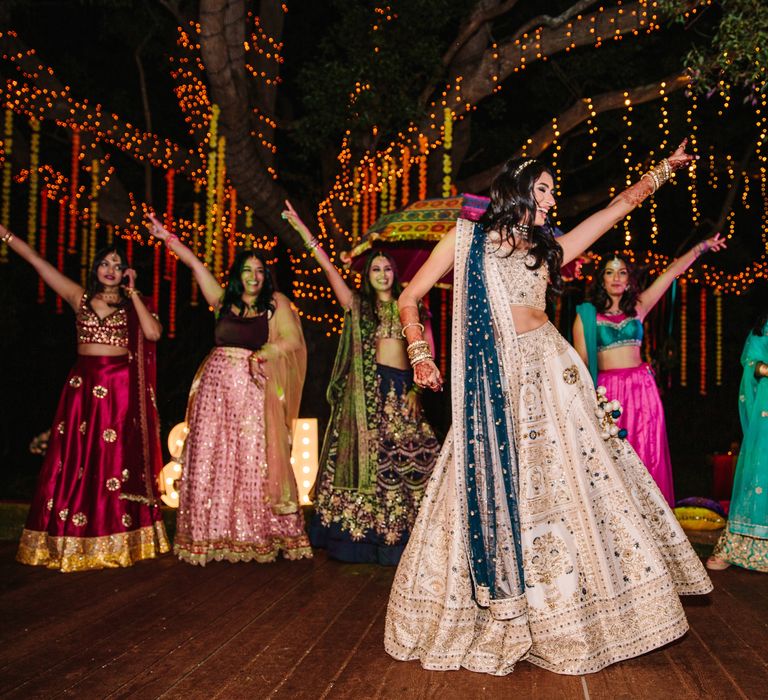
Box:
[96,291,121,306]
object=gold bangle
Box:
[1,231,13,244]
[401,322,425,338]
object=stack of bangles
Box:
[305,237,319,251]
[1,230,13,243]
[642,158,672,193]
[406,339,433,367]
[164,234,178,248]
[694,241,710,257]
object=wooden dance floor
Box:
[1,542,766,699]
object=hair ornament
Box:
[604,256,625,272]
[513,159,536,178]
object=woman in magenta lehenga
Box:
[572,237,725,505]
[148,215,311,566]
[4,224,170,572]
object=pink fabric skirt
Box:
[597,363,675,506]
[174,346,312,565]
[17,354,169,572]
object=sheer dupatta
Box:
[264,301,307,515]
[452,219,525,619]
[122,301,163,506]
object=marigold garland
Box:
[1,107,13,263]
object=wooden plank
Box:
[57,558,299,698]
[0,554,187,685]
[269,566,394,699]
[151,559,381,699]
[0,559,258,697]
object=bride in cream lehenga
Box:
[384,143,712,676]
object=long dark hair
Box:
[587,255,641,317]
[219,249,276,317]
[753,311,768,336]
[479,157,564,293]
[360,249,404,321]
[87,245,129,304]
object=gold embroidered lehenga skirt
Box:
[385,322,712,675]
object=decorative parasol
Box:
[348,194,582,284]
[348,194,490,285]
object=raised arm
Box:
[558,141,694,265]
[2,225,83,309]
[636,233,726,318]
[146,213,223,309]
[281,200,354,310]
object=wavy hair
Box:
[219,250,276,317]
[753,311,768,336]
[87,245,129,305]
[587,255,640,317]
[479,157,564,293]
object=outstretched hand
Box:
[281,200,311,240]
[700,232,728,255]
[667,138,696,172]
[145,212,171,242]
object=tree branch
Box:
[458,72,691,193]
[199,0,301,248]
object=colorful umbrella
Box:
[348,194,490,284]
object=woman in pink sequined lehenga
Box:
[4,224,169,572]
[148,215,311,566]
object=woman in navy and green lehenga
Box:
[707,312,768,572]
[283,201,440,565]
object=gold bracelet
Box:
[305,238,319,251]
[401,322,425,338]
[0,231,13,244]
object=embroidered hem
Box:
[173,534,313,566]
[17,522,169,572]
[713,529,768,572]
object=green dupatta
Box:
[320,294,380,494]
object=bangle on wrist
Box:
[401,322,425,338]
[305,237,319,251]
[1,230,13,244]
[164,234,179,248]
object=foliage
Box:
[659,0,768,94]
[291,0,473,157]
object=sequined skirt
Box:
[174,346,311,566]
[17,354,169,572]
[598,363,674,506]
[385,322,711,675]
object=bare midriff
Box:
[376,337,410,370]
[597,345,643,370]
[511,306,549,334]
[77,343,129,357]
